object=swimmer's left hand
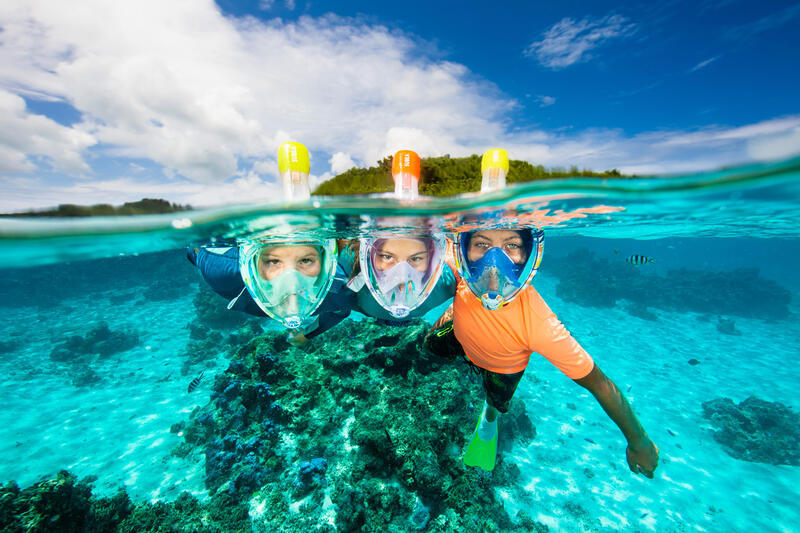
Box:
[287,331,309,347]
[626,438,659,479]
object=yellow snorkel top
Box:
[480,148,509,192]
[278,142,311,202]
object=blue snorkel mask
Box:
[455,229,545,310]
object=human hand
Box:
[426,305,454,338]
[287,331,309,347]
[626,438,659,478]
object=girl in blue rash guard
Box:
[186,239,355,345]
[340,235,456,325]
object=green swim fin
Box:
[463,416,498,471]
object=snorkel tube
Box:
[278,142,311,202]
[392,149,421,200]
[481,148,508,193]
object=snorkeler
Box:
[343,233,455,323]
[430,227,659,475]
[188,236,353,345]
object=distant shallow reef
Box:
[702,396,800,466]
[549,249,792,320]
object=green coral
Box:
[174,318,542,531]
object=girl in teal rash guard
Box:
[340,234,456,324]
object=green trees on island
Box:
[313,154,626,196]
[3,198,192,217]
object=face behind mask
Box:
[359,235,447,319]
[456,229,545,310]
[239,240,337,329]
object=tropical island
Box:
[313,154,626,196]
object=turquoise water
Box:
[1,157,799,531]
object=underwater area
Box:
[0,158,799,532]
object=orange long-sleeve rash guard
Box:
[452,282,595,378]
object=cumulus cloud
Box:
[525,14,637,69]
[329,152,355,174]
[536,95,556,107]
[0,89,96,173]
[0,0,510,185]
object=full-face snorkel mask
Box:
[359,234,447,318]
[454,229,545,310]
[239,239,337,329]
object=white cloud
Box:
[258,0,275,10]
[536,95,556,107]
[688,55,720,73]
[747,126,800,161]
[0,1,510,185]
[0,89,96,173]
[285,0,296,10]
[525,14,637,69]
[0,172,282,213]
[329,152,355,174]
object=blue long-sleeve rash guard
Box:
[187,246,354,338]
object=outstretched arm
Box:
[574,364,659,478]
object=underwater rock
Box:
[49,322,139,364]
[0,470,137,533]
[716,317,742,335]
[0,339,20,355]
[548,249,792,320]
[702,396,800,465]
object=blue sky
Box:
[1,0,798,211]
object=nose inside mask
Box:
[375,261,425,295]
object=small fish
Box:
[187,371,205,393]
[584,438,596,444]
[626,255,655,265]
[641,512,649,519]
[667,429,677,437]
[626,385,632,393]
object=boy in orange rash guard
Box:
[428,229,659,476]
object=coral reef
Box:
[49,322,139,363]
[702,396,800,465]
[716,317,742,335]
[173,319,544,531]
[0,470,249,532]
[548,249,792,320]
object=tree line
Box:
[2,198,192,217]
[313,154,628,196]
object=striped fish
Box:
[187,371,205,393]
[626,254,654,265]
